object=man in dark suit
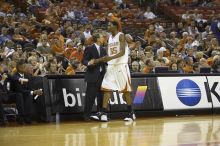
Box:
[10,59,43,124]
[0,73,11,126]
[0,68,25,126]
[82,33,107,120]
[211,14,220,44]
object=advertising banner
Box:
[158,77,212,110]
[48,77,163,114]
[110,77,163,112]
[206,76,220,108]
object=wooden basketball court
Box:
[0,115,220,146]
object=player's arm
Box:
[100,34,125,62]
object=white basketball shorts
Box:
[101,63,132,92]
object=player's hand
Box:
[1,73,8,81]
[33,89,43,96]
[88,59,95,66]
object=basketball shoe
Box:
[124,111,136,121]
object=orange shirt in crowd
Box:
[178,38,187,52]
[49,34,65,54]
[27,27,41,39]
[207,57,214,66]
[65,65,75,75]
[64,47,77,60]
[1,2,12,13]
[142,66,152,74]
[70,51,84,62]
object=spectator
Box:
[156,47,170,65]
[47,61,59,74]
[202,26,211,40]
[69,43,84,62]
[196,14,208,32]
[137,50,146,71]
[183,57,194,73]
[143,7,157,20]
[130,50,138,62]
[169,62,178,71]
[65,58,76,75]
[119,1,130,9]
[36,34,52,55]
[193,62,200,73]
[142,59,154,73]
[145,49,154,61]
[12,28,29,46]
[64,39,76,60]
[182,10,190,21]
[177,59,185,73]
[125,34,136,50]
[185,47,196,63]
[134,8,144,20]
[199,58,209,67]
[212,57,220,73]
[176,22,187,38]
[65,8,75,20]
[0,27,10,45]
[155,22,164,33]
[2,40,15,59]
[115,0,123,5]
[48,28,65,55]
[188,22,199,37]
[192,9,200,20]
[195,51,204,62]
[131,61,140,73]
[169,32,179,48]
[83,25,92,39]
[169,52,178,64]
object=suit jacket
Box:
[82,44,107,83]
[211,21,220,44]
[0,76,7,101]
[10,72,32,95]
[0,73,19,101]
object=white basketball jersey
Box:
[107,32,129,65]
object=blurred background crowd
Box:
[0,0,220,76]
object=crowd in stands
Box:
[158,0,220,7]
[0,0,220,77]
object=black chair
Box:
[154,67,169,73]
[0,92,17,122]
[200,67,211,73]
[168,70,180,74]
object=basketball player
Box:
[91,21,136,122]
